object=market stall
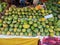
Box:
[0,0,60,45]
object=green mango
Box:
[4,28,8,32]
[17,29,21,32]
[27,29,31,33]
[40,28,43,32]
[11,32,15,35]
[56,20,60,28]
[2,2,7,7]
[33,28,39,33]
[10,24,14,27]
[45,32,49,36]
[33,23,38,27]
[31,26,35,30]
[29,21,33,25]
[24,32,28,36]
[15,32,20,36]
[32,32,37,37]
[55,31,60,36]
[19,25,22,29]
[9,28,13,32]
[0,23,2,27]
[44,29,49,32]
[41,32,45,36]
[2,31,6,35]
[7,21,11,24]
[14,23,19,28]
[22,29,26,33]
[38,25,42,29]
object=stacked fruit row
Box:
[45,0,60,14]
[45,0,60,36]
[0,4,60,36]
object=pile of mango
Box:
[0,0,60,36]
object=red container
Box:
[41,0,47,2]
[42,36,59,45]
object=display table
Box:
[0,38,39,45]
